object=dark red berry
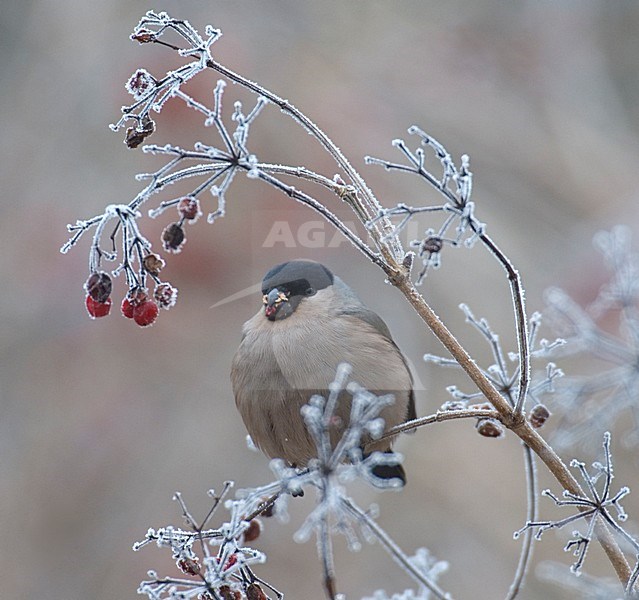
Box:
[85,272,112,303]
[176,557,200,576]
[85,295,112,319]
[476,418,504,438]
[177,197,201,221]
[126,69,155,99]
[121,297,135,319]
[162,222,185,253]
[246,583,268,600]
[130,29,155,43]
[133,299,159,327]
[529,404,550,429]
[421,236,443,254]
[243,519,262,543]
[218,586,241,600]
[125,115,155,149]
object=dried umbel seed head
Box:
[243,518,262,543]
[177,197,201,222]
[143,253,165,276]
[476,418,504,438]
[154,283,178,309]
[162,222,186,253]
[85,295,112,319]
[529,404,551,429]
[85,272,112,303]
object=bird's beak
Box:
[263,287,289,320]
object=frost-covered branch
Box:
[135,364,451,599]
[515,432,639,581]
[135,483,276,600]
[366,128,531,418]
[63,11,639,596]
[424,306,562,434]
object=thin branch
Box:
[390,275,634,586]
[371,408,500,444]
[205,57,404,266]
[477,231,530,417]
[252,168,384,267]
[506,445,537,600]
[341,497,452,600]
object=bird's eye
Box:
[305,287,316,296]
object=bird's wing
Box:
[338,306,417,422]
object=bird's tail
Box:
[366,449,406,486]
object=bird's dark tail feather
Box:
[371,462,406,485]
[365,449,406,486]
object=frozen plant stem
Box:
[109,15,635,595]
[342,497,452,600]
[203,57,404,266]
[477,232,530,417]
[392,275,634,588]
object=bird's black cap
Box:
[261,260,334,297]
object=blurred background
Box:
[2,1,639,598]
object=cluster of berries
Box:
[84,270,177,327]
[84,198,200,326]
[161,196,201,254]
[175,519,265,600]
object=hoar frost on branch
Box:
[135,364,450,600]
[61,10,639,599]
[514,432,639,596]
[425,306,563,438]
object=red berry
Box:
[176,557,200,576]
[224,554,238,570]
[122,289,148,319]
[133,299,159,327]
[85,295,112,319]
[121,297,135,319]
